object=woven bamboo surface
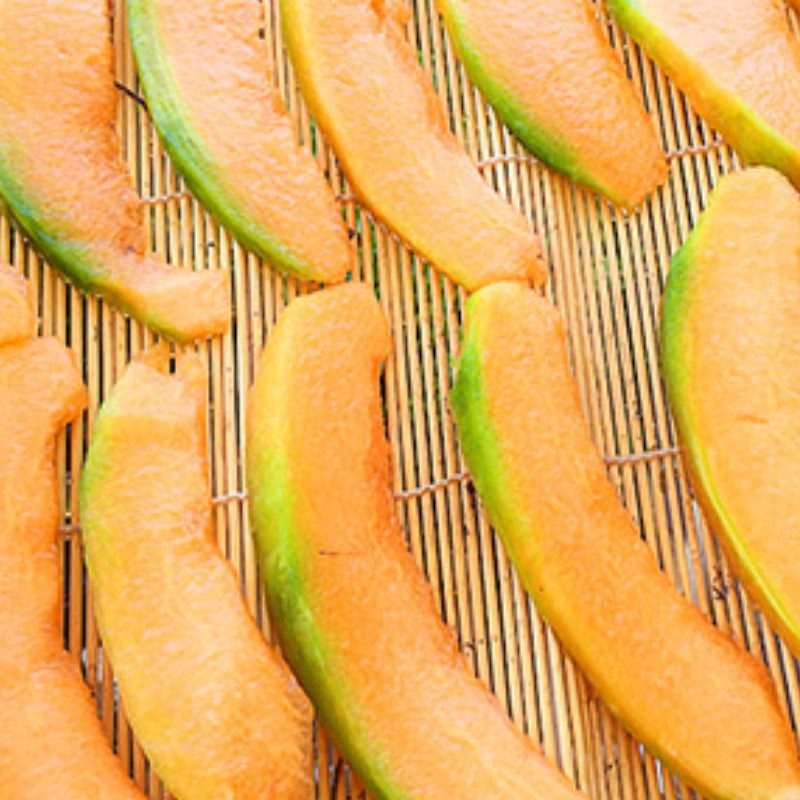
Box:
[11,0,800,797]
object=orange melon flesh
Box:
[247,284,584,800]
[0,265,34,344]
[662,168,800,664]
[607,0,800,186]
[451,282,800,800]
[436,0,667,208]
[0,334,143,799]
[128,0,351,283]
[0,0,230,343]
[280,0,545,291]
[80,348,312,800]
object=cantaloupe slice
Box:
[607,0,800,186]
[280,0,544,291]
[0,0,230,343]
[662,167,800,664]
[451,282,800,800]
[0,265,34,344]
[437,0,667,208]
[247,284,586,800]
[128,0,351,284]
[80,348,312,800]
[0,330,143,798]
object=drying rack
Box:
[14,0,800,797]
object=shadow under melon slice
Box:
[451,282,800,800]
[279,0,544,291]
[128,0,351,283]
[0,331,143,799]
[0,0,230,343]
[607,0,800,186]
[80,348,312,800]
[246,283,585,800]
[662,167,800,664]
[437,0,666,208]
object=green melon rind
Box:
[439,0,633,207]
[451,286,730,800]
[450,295,534,573]
[0,145,201,344]
[79,370,126,587]
[127,0,327,282]
[246,359,410,800]
[660,216,800,656]
[607,0,800,185]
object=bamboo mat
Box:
[9,0,800,797]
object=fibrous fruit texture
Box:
[608,0,800,187]
[451,281,800,800]
[280,0,545,291]
[662,167,800,664]
[0,0,230,342]
[80,348,312,800]
[128,0,352,283]
[437,0,667,207]
[247,283,588,800]
[0,275,143,798]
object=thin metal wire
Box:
[138,141,728,209]
[605,445,681,466]
[394,470,471,499]
[119,74,727,214]
[141,189,191,205]
[57,445,683,540]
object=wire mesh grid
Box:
[6,0,800,797]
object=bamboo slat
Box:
[8,0,797,796]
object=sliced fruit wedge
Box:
[247,283,586,800]
[437,0,667,208]
[80,348,312,800]
[608,0,800,187]
[280,0,545,291]
[451,281,800,800]
[0,310,142,797]
[662,167,800,662]
[128,0,351,283]
[0,0,230,342]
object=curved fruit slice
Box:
[0,333,142,798]
[0,0,230,343]
[607,0,800,186]
[0,265,34,344]
[437,0,667,208]
[662,167,800,662]
[128,0,351,283]
[280,0,544,291]
[451,282,800,800]
[80,348,312,800]
[247,284,585,800]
